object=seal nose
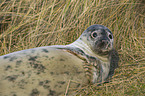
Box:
[100,40,108,47]
[101,40,108,44]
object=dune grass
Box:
[0,0,145,95]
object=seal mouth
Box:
[96,40,111,52]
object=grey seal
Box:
[0,24,119,96]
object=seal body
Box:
[0,24,119,96]
[0,46,88,96]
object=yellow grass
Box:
[0,0,145,95]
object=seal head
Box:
[70,24,114,58]
[83,24,113,55]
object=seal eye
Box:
[109,34,112,39]
[91,32,98,38]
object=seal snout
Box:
[95,37,112,53]
[101,40,108,47]
[97,40,109,49]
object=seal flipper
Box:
[106,49,119,82]
[56,46,103,84]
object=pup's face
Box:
[83,25,113,55]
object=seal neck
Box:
[68,39,109,62]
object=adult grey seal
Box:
[0,24,119,96]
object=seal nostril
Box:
[99,40,107,48]
[102,42,105,46]
[101,40,108,44]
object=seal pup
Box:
[0,24,119,96]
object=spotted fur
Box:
[0,24,119,96]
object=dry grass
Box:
[0,0,145,95]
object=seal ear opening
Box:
[108,49,119,79]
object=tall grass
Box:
[0,0,144,95]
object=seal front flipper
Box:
[57,47,103,84]
[82,55,103,84]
